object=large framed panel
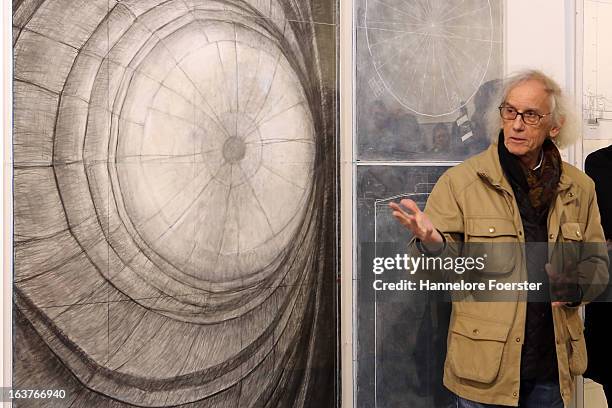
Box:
[352,1,505,407]
[355,165,452,407]
[12,1,339,407]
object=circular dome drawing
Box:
[365,0,495,117]
[37,13,317,321]
[111,21,314,288]
[12,0,334,405]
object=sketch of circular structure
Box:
[108,19,315,302]
[365,0,495,117]
[12,0,336,406]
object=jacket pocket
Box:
[465,218,518,275]
[566,311,588,376]
[560,222,585,242]
[448,314,510,383]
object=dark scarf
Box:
[498,130,563,381]
[497,131,562,220]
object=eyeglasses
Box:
[498,105,552,126]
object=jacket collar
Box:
[474,142,576,201]
[474,142,513,194]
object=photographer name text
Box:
[372,279,543,291]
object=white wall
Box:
[506,0,576,165]
[506,0,570,87]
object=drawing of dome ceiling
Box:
[12,0,337,406]
[363,0,501,117]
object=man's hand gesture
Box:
[389,199,443,244]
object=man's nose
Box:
[512,115,525,131]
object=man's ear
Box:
[549,116,565,138]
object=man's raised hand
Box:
[389,199,443,244]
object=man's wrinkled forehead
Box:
[504,79,552,113]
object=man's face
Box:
[501,79,561,167]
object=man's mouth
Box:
[508,136,526,143]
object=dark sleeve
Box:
[585,150,612,239]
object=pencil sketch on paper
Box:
[12,0,337,406]
[355,165,452,408]
[356,0,504,161]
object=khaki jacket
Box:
[418,143,609,407]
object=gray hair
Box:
[486,69,579,148]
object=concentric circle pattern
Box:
[32,8,316,320]
[13,0,327,405]
[365,0,494,116]
[107,20,314,289]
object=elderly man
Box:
[390,70,609,407]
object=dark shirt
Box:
[498,139,558,381]
[511,179,558,380]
